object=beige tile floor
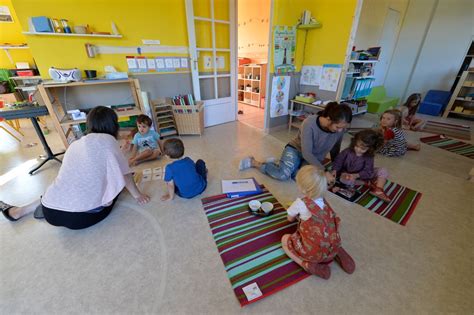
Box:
[237,102,265,130]
[0,115,473,314]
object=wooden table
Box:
[0,104,65,174]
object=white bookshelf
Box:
[237,64,267,108]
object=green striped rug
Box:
[420,135,474,159]
[201,187,309,306]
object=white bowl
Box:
[261,202,274,214]
[249,200,261,211]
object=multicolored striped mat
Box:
[350,180,422,226]
[423,121,471,140]
[201,187,309,306]
[420,135,474,159]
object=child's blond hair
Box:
[295,165,327,199]
[382,109,402,129]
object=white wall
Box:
[354,0,408,50]
[385,0,474,102]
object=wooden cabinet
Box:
[150,99,178,137]
[37,79,145,148]
[443,69,474,118]
[237,64,266,107]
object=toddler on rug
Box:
[161,138,207,201]
[378,109,420,157]
[281,165,355,280]
[129,114,162,166]
[331,129,391,202]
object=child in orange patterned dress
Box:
[281,165,355,279]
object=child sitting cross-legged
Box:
[281,165,355,280]
[378,109,420,156]
[331,129,391,202]
[161,138,207,201]
[129,114,162,166]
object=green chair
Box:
[365,86,399,114]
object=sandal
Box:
[302,261,331,280]
[334,247,356,274]
[0,201,19,222]
[369,186,391,203]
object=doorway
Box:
[236,0,271,130]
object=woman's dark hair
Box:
[318,102,353,123]
[350,129,384,157]
[137,114,153,127]
[163,138,184,159]
[403,93,421,117]
[86,106,119,138]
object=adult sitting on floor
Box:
[239,102,352,182]
[0,106,150,230]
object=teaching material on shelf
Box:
[443,69,474,118]
[238,63,267,107]
[150,98,178,137]
[221,178,262,198]
[37,78,145,148]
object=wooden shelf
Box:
[449,111,474,118]
[41,79,132,88]
[444,70,474,118]
[0,45,29,49]
[23,32,122,38]
[60,108,142,126]
[297,22,322,30]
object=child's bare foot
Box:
[408,143,421,151]
[369,186,391,202]
[160,193,171,201]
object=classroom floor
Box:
[1,114,473,314]
[237,102,265,130]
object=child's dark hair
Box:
[86,106,119,138]
[163,138,184,159]
[403,93,421,117]
[318,102,353,123]
[382,109,402,128]
[137,114,153,127]
[350,129,384,157]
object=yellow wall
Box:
[10,0,190,78]
[271,0,357,72]
[0,0,35,68]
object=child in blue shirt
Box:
[129,115,162,166]
[161,138,207,200]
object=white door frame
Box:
[185,0,237,127]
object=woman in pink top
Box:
[0,106,150,229]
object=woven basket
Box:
[172,102,204,135]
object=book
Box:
[221,178,262,198]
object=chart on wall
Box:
[300,65,322,86]
[319,64,342,91]
[273,26,296,74]
[270,76,291,118]
[126,56,189,73]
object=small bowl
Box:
[261,202,274,214]
[249,200,261,212]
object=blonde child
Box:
[281,165,355,280]
[378,109,420,157]
[401,93,425,131]
[331,129,391,202]
[129,115,162,166]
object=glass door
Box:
[185,0,236,127]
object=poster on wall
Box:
[300,65,322,86]
[0,6,13,22]
[270,76,291,118]
[273,26,296,74]
[319,64,342,92]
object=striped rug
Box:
[201,187,309,306]
[420,135,474,159]
[351,180,422,226]
[423,121,471,140]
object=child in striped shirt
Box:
[378,109,420,157]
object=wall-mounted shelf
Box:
[349,60,378,63]
[0,45,29,49]
[297,22,322,30]
[22,32,122,38]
